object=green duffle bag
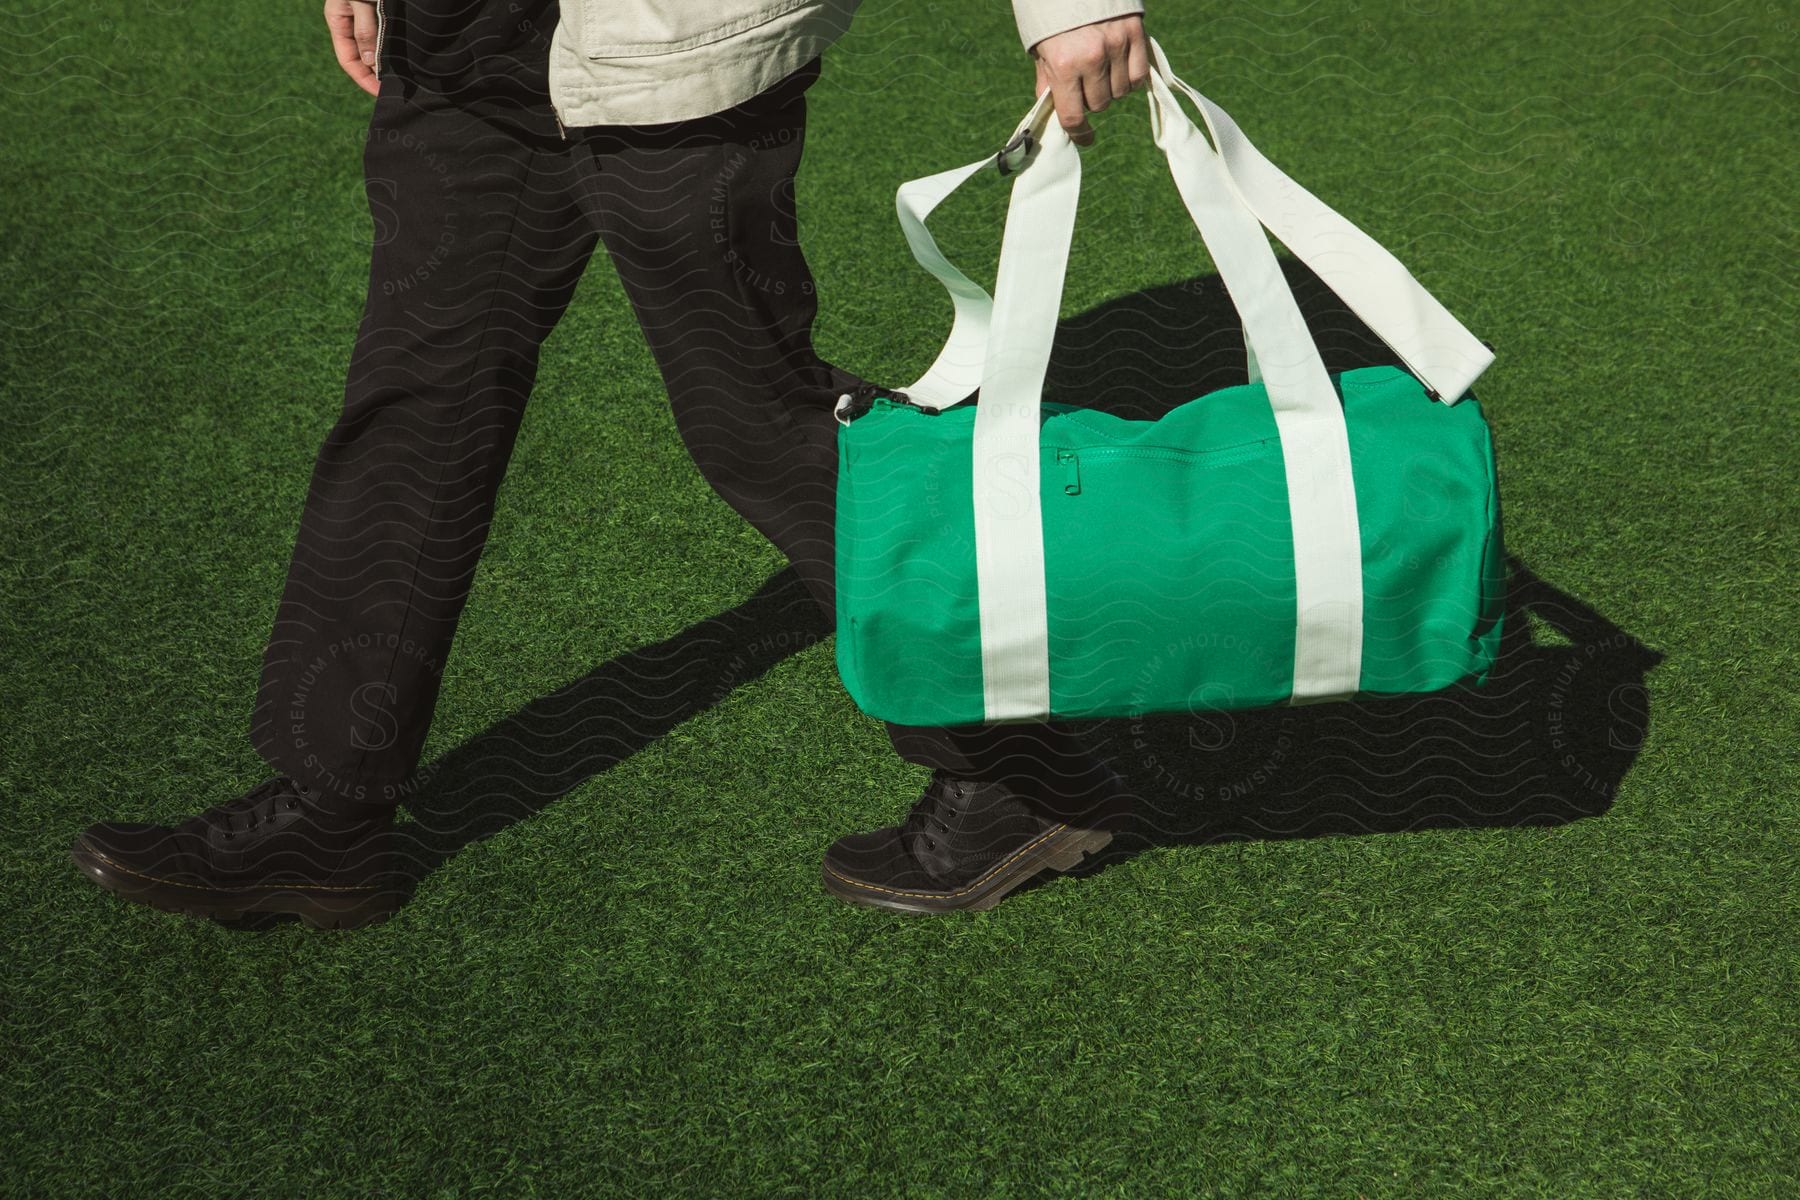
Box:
[833,38,1505,729]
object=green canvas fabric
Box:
[834,364,1505,727]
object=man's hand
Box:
[326,0,381,96]
[1031,14,1149,146]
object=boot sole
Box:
[820,823,1113,915]
[70,840,402,930]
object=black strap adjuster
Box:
[995,129,1035,176]
[834,383,942,426]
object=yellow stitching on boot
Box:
[822,823,1088,900]
[84,847,382,894]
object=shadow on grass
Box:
[386,566,834,891]
[1045,552,1666,893]
[371,260,1663,909]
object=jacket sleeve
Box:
[1011,0,1146,52]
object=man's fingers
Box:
[1050,79,1094,146]
[1081,68,1115,116]
[1125,31,1151,92]
[1101,40,1130,102]
[325,0,379,96]
[1108,53,1131,103]
[354,0,378,68]
[328,14,362,76]
[1030,15,1149,145]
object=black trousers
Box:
[249,0,1100,815]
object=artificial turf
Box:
[3,0,1795,1195]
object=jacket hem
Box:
[550,0,855,126]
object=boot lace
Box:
[213,776,311,841]
[900,768,964,855]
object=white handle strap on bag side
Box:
[889,39,1492,720]
[1142,44,1366,707]
[889,92,1057,411]
[968,90,1082,720]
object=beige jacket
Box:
[539,0,1148,128]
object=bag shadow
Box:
[1068,551,1665,877]
[1030,259,1665,870]
[1040,255,1413,420]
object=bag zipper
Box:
[834,383,941,426]
[1056,449,1081,495]
[1051,439,1273,495]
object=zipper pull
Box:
[835,384,879,425]
[1057,449,1081,495]
[834,383,942,425]
[551,105,567,141]
[886,387,940,415]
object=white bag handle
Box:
[885,38,1491,721]
[890,43,1492,412]
[886,91,1055,411]
[1143,39,1493,404]
[1140,48,1366,709]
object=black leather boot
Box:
[820,760,1131,914]
[70,776,404,929]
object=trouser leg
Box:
[568,59,1105,805]
[249,0,595,810]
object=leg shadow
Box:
[383,567,832,897]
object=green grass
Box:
[3,0,1796,1195]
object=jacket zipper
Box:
[552,105,567,141]
[372,0,386,79]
